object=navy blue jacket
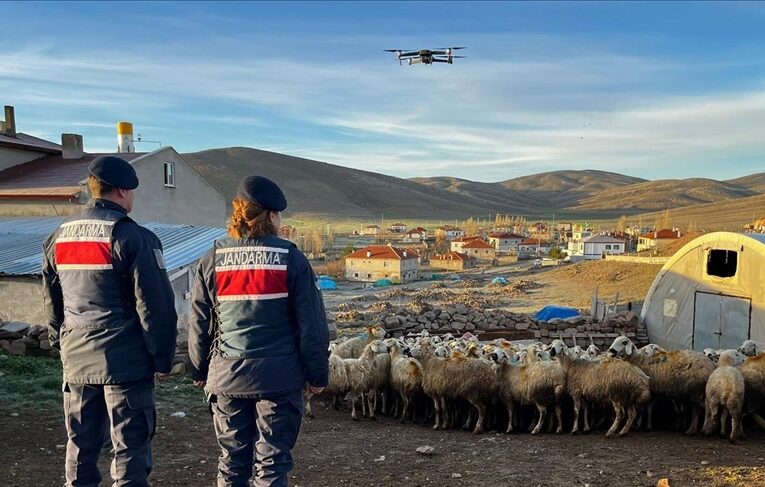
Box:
[188,234,329,396]
[42,199,178,384]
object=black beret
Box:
[237,176,287,211]
[88,156,139,190]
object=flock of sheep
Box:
[305,325,765,443]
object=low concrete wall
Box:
[605,255,670,265]
[0,276,46,325]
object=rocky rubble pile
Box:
[374,303,646,346]
[0,322,59,358]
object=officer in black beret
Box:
[189,175,334,487]
[42,155,177,487]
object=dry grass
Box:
[529,261,663,309]
[688,466,765,486]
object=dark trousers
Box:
[62,380,156,487]
[211,390,303,487]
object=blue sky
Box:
[2,1,765,182]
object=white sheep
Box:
[386,339,424,423]
[550,339,651,437]
[342,340,389,420]
[304,352,348,419]
[332,325,386,359]
[703,350,747,443]
[738,340,760,358]
[497,346,566,435]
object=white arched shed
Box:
[641,232,765,351]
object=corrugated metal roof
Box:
[0,217,226,276]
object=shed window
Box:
[707,249,737,278]
[164,162,176,187]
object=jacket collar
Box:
[89,198,129,215]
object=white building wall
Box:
[583,242,626,260]
[0,147,48,172]
[129,148,227,227]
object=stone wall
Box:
[375,301,647,347]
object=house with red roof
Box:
[430,251,473,271]
[345,244,420,282]
[488,232,525,253]
[638,228,681,253]
[449,235,484,252]
[460,238,496,261]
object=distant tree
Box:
[341,242,356,258]
[660,209,671,230]
[464,217,478,236]
[548,247,567,259]
[306,230,324,255]
[616,215,627,233]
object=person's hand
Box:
[307,385,325,395]
[193,380,206,388]
[155,372,172,382]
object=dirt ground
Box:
[2,395,764,487]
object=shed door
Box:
[693,292,751,351]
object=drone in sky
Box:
[385,47,466,66]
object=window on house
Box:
[367,273,371,278]
[707,250,737,278]
[354,273,358,278]
[164,162,176,187]
[605,245,612,250]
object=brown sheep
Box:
[608,336,715,434]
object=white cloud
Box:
[1,36,764,181]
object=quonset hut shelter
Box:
[641,232,765,351]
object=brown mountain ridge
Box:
[183,146,763,221]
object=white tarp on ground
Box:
[641,232,765,351]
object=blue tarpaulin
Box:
[491,277,509,285]
[317,276,337,290]
[374,278,393,287]
[534,305,581,321]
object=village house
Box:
[430,251,473,271]
[461,238,496,261]
[0,107,226,227]
[389,222,407,233]
[435,225,465,241]
[519,238,553,255]
[362,224,380,236]
[450,235,484,252]
[488,232,525,253]
[405,226,428,240]
[576,234,626,260]
[638,228,682,253]
[345,244,419,283]
[556,221,573,232]
[529,221,549,235]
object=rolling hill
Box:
[183,147,508,218]
[726,173,765,194]
[497,170,647,208]
[574,178,757,211]
[633,192,765,231]
[182,145,765,225]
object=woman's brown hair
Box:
[86,175,116,198]
[228,197,278,239]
